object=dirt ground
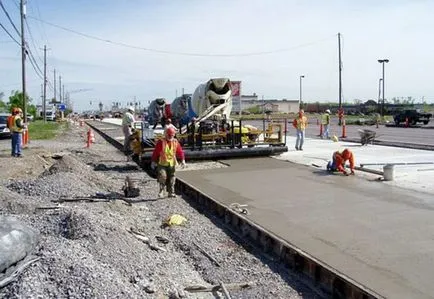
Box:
[0,121,316,298]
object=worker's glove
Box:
[151,162,157,170]
[180,160,186,168]
[344,171,350,176]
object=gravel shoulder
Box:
[0,121,315,298]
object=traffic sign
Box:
[58,104,66,111]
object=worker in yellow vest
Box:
[151,127,186,198]
[292,109,308,150]
[321,109,331,139]
[11,108,25,157]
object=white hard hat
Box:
[325,109,331,114]
[128,106,134,112]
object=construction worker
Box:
[11,108,25,157]
[122,107,135,154]
[292,109,308,151]
[327,148,355,176]
[322,109,331,139]
[151,127,186,198]
[163,118,178,135]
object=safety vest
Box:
[12,115,23,133]
[322,114,330,125]
[159,140,178,167]
[294,116,308,130]
[7,115,14,129]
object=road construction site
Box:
[0,121,314,299]
[88,117,434,299]
[1,117,434,298]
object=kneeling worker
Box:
[327,148,355,176]
[151,127,186,198]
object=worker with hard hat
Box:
[151,127,186,198]
[122,106,136,154]
[327,148,355,176]
[10,107,25,157]
[322,109,331,139]
[292,109,308,151]
[163,118,178,135]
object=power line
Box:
[25,17,44,64]
[0,0,21,37]
[0,21,20,45]
[28,15,335,57]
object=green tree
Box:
[8,90,37,116]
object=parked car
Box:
[0,113,12,138]
[393,110,432,126]
[26,114,34,122]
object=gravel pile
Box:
[0,121,314,298]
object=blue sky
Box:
[1,0,433,111]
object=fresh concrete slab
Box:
[178,158,434,299]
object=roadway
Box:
[177,157,434,299]
[244,120,434,147]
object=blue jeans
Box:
[295,129,305,149]
[323,124,330,138]
[12,132,22,156]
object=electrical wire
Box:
[0,0,20,37]
[25,17,44,64]
[0,21,20,45]
[28,15,335,57]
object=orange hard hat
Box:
[342,149,351,159]
[166,127,176,137]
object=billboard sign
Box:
[231,81,241,97]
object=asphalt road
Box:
[243,120,434,146]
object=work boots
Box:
[158,183,166,198]
[167,176,176,198]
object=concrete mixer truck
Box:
[133,78,288,163]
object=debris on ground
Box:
[0,120,314,298]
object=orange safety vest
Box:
[159,140,179,167]
[7,115,14,129]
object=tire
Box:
[423,121,429,125]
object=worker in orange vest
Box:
[327,148,355,176]
[151,127,186,198]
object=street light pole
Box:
[299,75,305,109]
[378,78,383,113]
[378,59,389,116]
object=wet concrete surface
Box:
[177,157,434,299]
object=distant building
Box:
[232,94,299,114]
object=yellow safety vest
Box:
[295,116,308,130]
[12,115,23,133]
[322,114,330,125]
[159,140,178,167]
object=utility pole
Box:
[62,84,65,103]
[20,0,27,122]
[338,32,343,125]
[42,45,48,122]
[53,69,56,102]
[59,75,62,103]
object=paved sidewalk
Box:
[278,136,434,195]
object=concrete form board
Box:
[177,158,434,299]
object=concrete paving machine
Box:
[130,78,288,164]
